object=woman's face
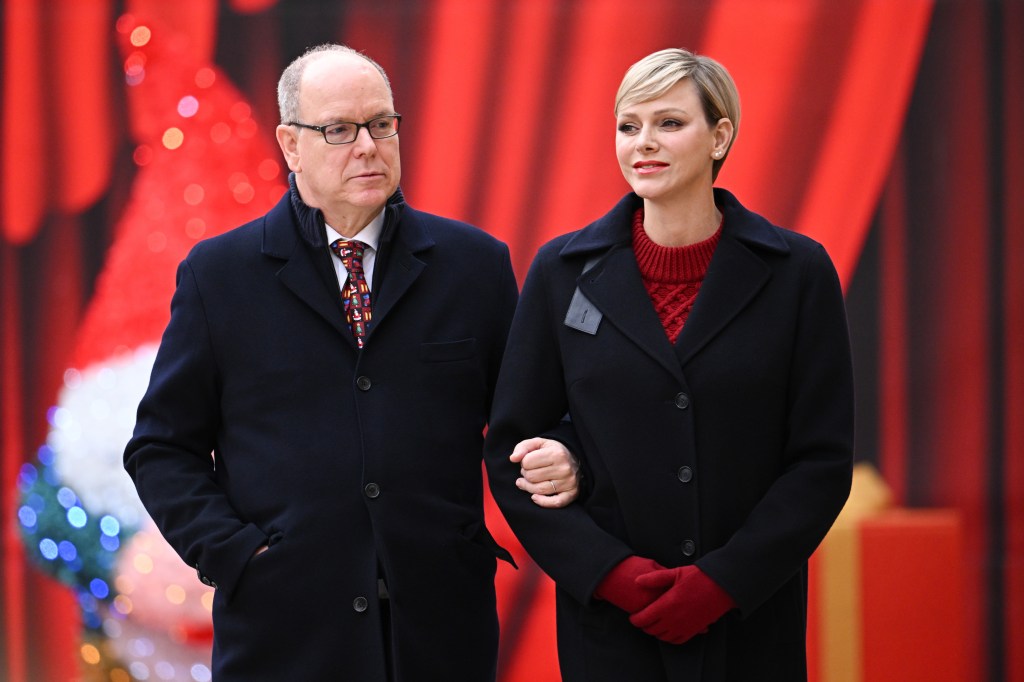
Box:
[615,78,728,202]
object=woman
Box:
[485,48,854,680]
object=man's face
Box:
[277,52,401,231]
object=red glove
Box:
[628,565,736,644]
[593,556,666,614]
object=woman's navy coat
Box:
[485,189,855,681]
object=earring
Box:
[713,150,723,159]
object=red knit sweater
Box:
[632,208,722,343]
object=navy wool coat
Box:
[484,189,854,681]
[125,182,518,681]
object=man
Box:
[124,44,578,681]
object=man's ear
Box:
[276,124,301,172]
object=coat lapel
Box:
[577,247,686,381]
[261,188,433,348]
[277,243,352,340]
[261,195,352,341]
[364,204,432,337]
[562,194,687,382]
[674,188,789,366]
[673,231,770,366]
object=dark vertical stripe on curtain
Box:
[983,2,1007,680]
[844,208,880,468]
[878,146,912,505]
[1,244,30,682]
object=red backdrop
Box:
[2,0,1022,680]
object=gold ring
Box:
[549,480,557,494]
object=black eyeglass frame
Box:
[287,114,402,145]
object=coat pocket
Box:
[419,338,477,363]
[459,520,517,568]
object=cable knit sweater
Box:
[631,207,722,343]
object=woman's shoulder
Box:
[532,193,640,265]
[718,187,828,257]
[533,231,579,261]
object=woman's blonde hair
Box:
[615,48,741,180]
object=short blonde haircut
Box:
[615,48,741,180]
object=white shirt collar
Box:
[324,209,385,252]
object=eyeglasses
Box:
[288,115,402,145]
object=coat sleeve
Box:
[696,242,855,614]
[484,248,633,604]
[124,258,266,598]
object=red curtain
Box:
[3,1,1022,680]
[1004,5,1024,680]
[843,2,1024,679]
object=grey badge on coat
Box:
[564,254,604,335]
[564,288,602,335]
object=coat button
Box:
[674,392,690,409]
[353,596,368,612]
[364,483,380,498]
[356,376,372,391]
[677,466,693,483]
[681,539,696,557]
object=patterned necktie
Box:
[330,239,373,348]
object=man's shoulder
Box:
[401,205,507,250]
[185,213,268,265]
